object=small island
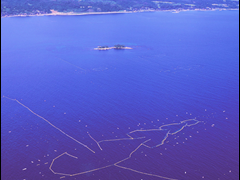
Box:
[94,44,132,50]
[113,44,132,50]
[94,46,111,50]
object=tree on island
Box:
[114,44,125,49]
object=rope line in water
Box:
[2,96,95,153]
[87,132,103,150]
[49,118,201,179]
[3,96,201,179]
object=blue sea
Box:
[1,10,239,180]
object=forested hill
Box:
[1,0,239,17]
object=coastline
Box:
[1,8,239,18]
[1,10,133,18]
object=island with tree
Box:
[94,44,132,50]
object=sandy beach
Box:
[1,9,133,18]
[1,8,238,18]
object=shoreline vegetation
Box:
[94,45,132,50]
[1,8,239,18]
[1,0,239,19]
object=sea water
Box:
[1,10,239,180]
